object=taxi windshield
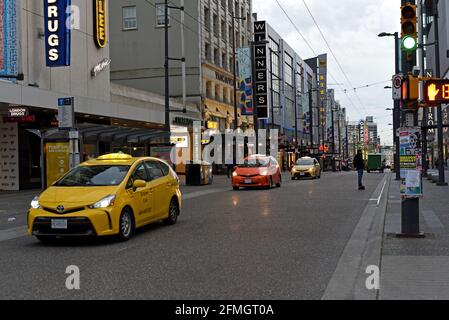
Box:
[56,165,130,187]
[239,158,270,168]
[297,159,314,166]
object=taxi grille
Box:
[43,207,86,215]
[32,217,96,237]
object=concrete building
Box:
[261,21,317,167]
[422,0,449,164]
[109,0,254,132]
[0,0,199,191]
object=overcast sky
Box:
[253,0,401,145]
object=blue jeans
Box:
[358,169,364,187]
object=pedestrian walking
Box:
[354,150,365,190]
[227,163,234,179]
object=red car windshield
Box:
[239,158,270,168]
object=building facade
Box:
[0,0,200,191]
[422,0,449,165]
[109,0,254,132]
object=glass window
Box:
[145,161,165,180]
[56,166,131,187]
[123,6,137,30]
[132,163,149,182]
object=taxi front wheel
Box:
[118,208,135,242]
[163,199,179,226]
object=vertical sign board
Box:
[236,47,254,116]
[44,0,71,67]
[399,127,423,198]
[58,97,75,130]
[318,54,327,127]
[0,0,18,79]
[253,21,268,120]
[0,121,19,191]
[94,0,107,48]
[45,142,70,188]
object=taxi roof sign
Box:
[97,153,133,161]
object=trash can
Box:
[185,161,213,186]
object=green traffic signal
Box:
[402,35,417,51]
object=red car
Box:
[232,155,282,190]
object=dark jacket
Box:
[354,154,365,170]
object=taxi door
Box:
[145,160,173,219]
[126,162,153,226]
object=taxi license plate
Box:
[244,178,253,184]
[51,219,68,230]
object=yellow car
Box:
[291,157,322,180]
[28,153,182,242]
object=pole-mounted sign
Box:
[253,21,269,120]
[424,79,449,105]
[44,0,71,67]
[392,74,403,100]
[94,0,107,48]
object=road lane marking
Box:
[376,180,388,207]
[0,226,27,242]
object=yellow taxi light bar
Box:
[97,153,133,161]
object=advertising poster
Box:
[237,47,254,116]
[45,142,70,187]
[0,121,19,191]
[150,146,173,165]
[0,0,18,79]
[399,127,423,198]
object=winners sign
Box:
[253,21,269,120]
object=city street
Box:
[0,172,386,300]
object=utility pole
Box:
[164,0,186,133]
[432,0,448,186]
[394,32,402,181]
[309,89,314,154]
[232,15,238,132]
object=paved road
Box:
[0,171,385,299]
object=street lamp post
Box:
[378,31,401,181]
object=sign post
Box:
[58,97,79,169]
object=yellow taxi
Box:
[28,153,182,242]
[291,157,321,180]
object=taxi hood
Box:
[39,186,119,206]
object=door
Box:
[125,162,153,225]
[145,160,172,218]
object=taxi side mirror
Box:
[133,180,147,191]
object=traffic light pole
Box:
[398,0,424,238]
[394,32,402,181]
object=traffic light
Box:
[401,3,417,52]
[401,73,419,108]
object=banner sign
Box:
[0,0,18,79]
[399,127,423,198]
[44,0,71,67]
[94,0,107,48]
[237,47,254,116]
[253,21,268,120]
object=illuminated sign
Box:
[8,106,29,117]
[94,0,107,48]
[253,21,268,120]
[44,0,71,67]
[424,80,449,105]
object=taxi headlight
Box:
[232,171,238,177]
[260,169,269,176]
[30,196,41,209]
[89,195,116,209]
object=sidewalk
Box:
[380,171,449,300]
